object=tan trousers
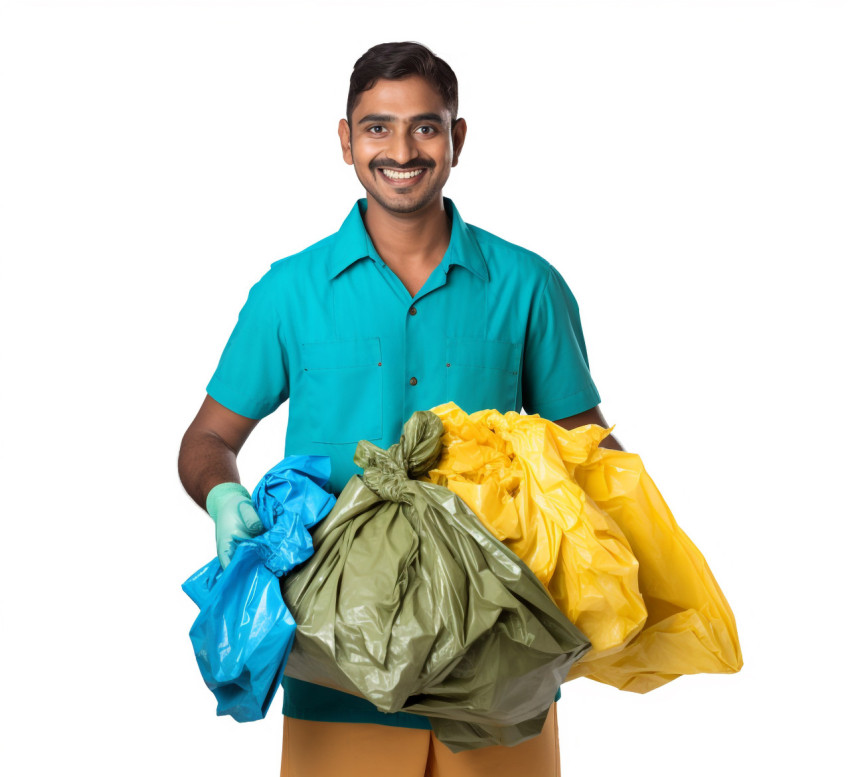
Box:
[281,704,560,777]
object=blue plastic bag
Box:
[182,454,335,722]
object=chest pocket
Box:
[445,337,522,415]
[300,338,383,444]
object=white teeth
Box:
[381,168,424,180]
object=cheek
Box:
[353,139,385,166]
[437,141,455,166]
[351,149,373,171]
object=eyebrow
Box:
[357,112,445,125]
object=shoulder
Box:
[246,231,338,298]
[466,222,556,292]
[268,232,338,280]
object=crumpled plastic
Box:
[182,454,335,721]
[424,403,742,693]
[426,402,646,660]
[567,444,743,692]
[281,410,591,752]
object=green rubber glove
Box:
[206,482,264,569]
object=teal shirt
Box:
[207,197,600,727]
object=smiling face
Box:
[339,75,467,215]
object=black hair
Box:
[346,41,459,124]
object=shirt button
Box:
[409,377,418,386]
[409,306,417,315]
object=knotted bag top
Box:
[353,410,444,503]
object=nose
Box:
[387,129,417,166]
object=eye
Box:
[367,125,386,135]
[415,126,437,135]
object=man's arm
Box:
[178,394,261,508]
[554,405,624,451]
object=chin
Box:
[370,186,444,215]
[379,198,432,214]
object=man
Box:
[179,41,621,777]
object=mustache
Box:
[369,159,435,171]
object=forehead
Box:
[351,75,451,121]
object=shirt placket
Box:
[401,269,450,422]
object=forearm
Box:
[598,433,624,451]
[178,429,243,509]
[553,406,625,451]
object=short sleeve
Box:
[522,264,601,420]
[205,277,289,420]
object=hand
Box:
[206,483,264,569]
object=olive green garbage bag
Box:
[281,410,591,752]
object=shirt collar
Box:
[327,197,489,282]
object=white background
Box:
[1,0,847,774]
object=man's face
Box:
[339,75,466,215]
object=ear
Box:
[338,119,353,165]
[450,118,467,167]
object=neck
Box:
[362,194,451,267]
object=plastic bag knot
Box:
[353,411,444,502]
[361,466,412,504]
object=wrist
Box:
[206,482,251,523]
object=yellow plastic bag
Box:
[567,445,743,692]
[425,402,646,659]
[425,402,743,693]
